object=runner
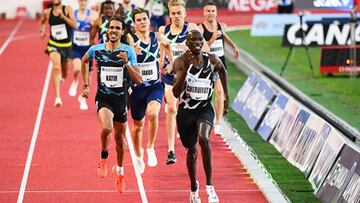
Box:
[127,7,169,173]
[158,0,209,165]
[40,0,78,107]
[172,30,229,203]
[90,0,115,45]
[69,0,98,110]
[81,16,142,193]
[200,1,239,135]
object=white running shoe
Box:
[68,81,78,96]
[135,155,145,174]
[54,97,62,107]
[206,185,219,203]
[190,181,201,203]
[146,148,158,167]
[78,96,88,110]
[214,124,222,136]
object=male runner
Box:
[200,1,239,135]
[127,7,167,173]
[158,0,209,164]
[81,17,142,193]
[40,0,78,107]
[173,30,228,203]
[69,0,98,110]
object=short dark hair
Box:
[203,1,216,7]
[107,17,125,30]
[131,7,150,22]
[100,0,115,14]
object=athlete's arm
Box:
[119,48,142,85]
[172,51,192,98]
[89,9,99,25]
[210,53,229,115]
[90,18,101,45]
[39,8,50,39]
[221,23,239,58]
[188,22,210,52]
[62,6,78,29]
[81,53,91,99]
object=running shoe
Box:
[54,97,62,107]
[78,95,88,110]
[166,151,177,165]
[147,148,158,167]
[97,158,108,178]
[206,185,219,203]
[112,166,125,193]
[214,124,222,136]
[135,155,145,174]
[68,81,78,96]
[190,181,201,203]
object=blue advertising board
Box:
[232,73,258,115]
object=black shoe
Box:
[166,151,177,165]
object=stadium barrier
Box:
[226,45,360,201]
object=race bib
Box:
[186,76,212,101]
[210,39,224,57]
[151,2,164,16]
[51,24,68,40]
[100,66,124,88]
[171,44,186,61]
[74,31,90,46]
[139,61,158,81]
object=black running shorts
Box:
[176,103,214,148]
[95,93,127,123]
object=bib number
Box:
[74,31,90,46]
[139,61,158,81]
[210,39,224,57]
[51,24,68,40]
[186,76,211,100]
[100,66,124,88]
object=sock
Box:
[116,165,124,175]
[101,150,108,159]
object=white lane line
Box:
[0,20,23,56]
[125,124,148,203]
[17,61,53,203]
[2,189,261,194]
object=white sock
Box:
[116,165,124,175]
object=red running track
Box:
[0,20,267,203]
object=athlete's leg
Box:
[187,145,198,192]
[146,100,161,149]
[164,83,177,153]
[214,79,224,125]
[49,51,62,103]
[97,108,114,152]
[69,58,81,96]
[132,118,145,157]
[113,121,127,193]
[113,121,127,167]
[198,122,213,186]
[61,60,70,80]
[72,58,81,84]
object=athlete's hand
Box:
[184,50,194,71]
[163,64,173,75]
[40,25,46,39]
[223,94,229,116]
[233,46,239,58]
[134,44,142,55]
[211,30,222,41]
[82,85,90,99]
[117,51,128,64]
